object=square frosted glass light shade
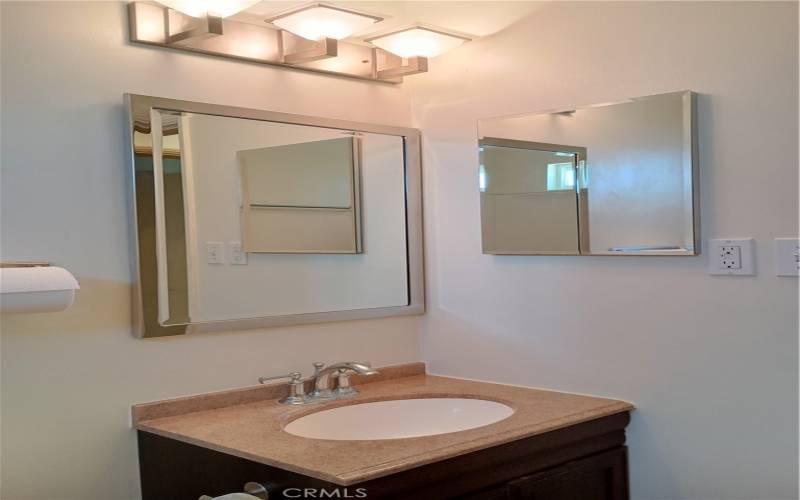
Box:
[369,28,467,58]
[272,6,380,41]
[158,0,261,18]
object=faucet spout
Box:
[328,362,378,376]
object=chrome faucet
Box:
[258,361,378,405]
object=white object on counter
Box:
[0,266,79,313]
[198,493,261,500]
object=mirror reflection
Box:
[479,143,581,254]
[478,91,698,256]
[239,136,361,254]
[133,107,413,332]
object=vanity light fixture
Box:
[266,2,383,41]
[365,24,474,59]
[127,2,471,82]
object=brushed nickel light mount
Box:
[127,2,474,83]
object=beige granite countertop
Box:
[133,363,633,485]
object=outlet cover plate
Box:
[708,238,755,275]
[774,238,800,277]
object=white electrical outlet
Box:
[774,238,800,277]
[720,245,742,269]
[205,241,225,264]
[228,241,247,265]
[708,238,755,276]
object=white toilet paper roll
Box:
[198,493,261,500]
[0,266,80,313]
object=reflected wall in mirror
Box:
[239,136,362,254]
[128,95,423,338]
[478,91,699,256]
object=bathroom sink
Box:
[283,398,514,440]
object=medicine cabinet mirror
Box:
[478,90,699,256]
[127,95,423,338]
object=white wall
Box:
[411,2,798,499]
[0,2,420,499]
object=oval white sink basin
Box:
[284,398,514,440]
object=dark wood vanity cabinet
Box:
[465,447,628,500]
[138,412,630,500]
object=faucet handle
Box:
[312,362,325,374]
[258,371,302,384]
[258,372,306,405]
[333,363,378,397]
[334,368,359,397]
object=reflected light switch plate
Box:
[708,238,755,276]
[774,238,800,277]
[206,241,225,264]
[229,241,247,265]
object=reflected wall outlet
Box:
[229,241,247,265]
[708,238,754,275]
[205,241,225,264]
[774,238,800,277]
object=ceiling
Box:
[232,1,543,39]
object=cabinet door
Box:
[506,447,628,500]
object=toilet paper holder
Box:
[0,261,50,268]
[0,261,80,314]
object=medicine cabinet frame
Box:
[477,90,700,257]
[125,94,424,338]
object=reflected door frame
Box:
[479,137,588,255]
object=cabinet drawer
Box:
[506,447,628,500]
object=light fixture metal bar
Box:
[377,56,429,80]
[164,9,223,45]
[282,35,338,64]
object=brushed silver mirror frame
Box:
[125,94,424,338]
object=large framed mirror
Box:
[126,95,423,338]
[478,90,699,256]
